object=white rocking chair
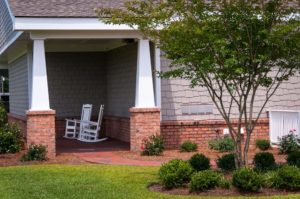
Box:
[64,104,93,139]
[78,105,107,142]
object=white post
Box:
[135,39,156,108]
[155,47,161,108]
[30,39,50,110]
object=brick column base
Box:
[129,108,160,151]
[26,110,56,159]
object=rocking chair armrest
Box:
[80,120,98,126]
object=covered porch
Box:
[25,29,162,158]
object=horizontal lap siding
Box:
[105,43,137,118]
[9,54,29,116]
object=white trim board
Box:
[15,18,135,31]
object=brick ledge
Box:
[26,110,56,116]
[129,107,160,113]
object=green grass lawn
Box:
[0,164,299,199]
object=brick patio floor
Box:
[56,138,161,166]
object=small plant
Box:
[141,134,164,156]
[256,139,271,151]
[262,171,279,188]
[287,151,300,168]
[272,165,300,191]
[232,167,263,192]
[278,131,299,154]
[180,141,198,152]
[189,153,210,171]
[253,152,276,171]
[0,124,22,154]
[158,159,193,189]
[189,170,221,192]
[208,136,234,152]
[21,144,47,161]
[217,153,236,171]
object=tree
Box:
[97,0,300,168]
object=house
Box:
[1,0,300,158]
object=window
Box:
[269,111,300,144]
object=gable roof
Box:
[7,0,125,18]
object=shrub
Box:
[256,139,271,151]
[272,165,300,191]
[217,153,236,171]
[0,124,22,154]
[189,153,210,171]
[0,102,7,128]
[278,133,299,154]
[253,152,276,171]
[180,141,198,152]
[287,151,300,168]
[141,134,164,156]
[232,167,263,192]
[208,136,234,152]
[262,171,279,188]
[21,144,47,161]
[189,170,221,192]
[158,159,193,189]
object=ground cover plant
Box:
[180,141,198,152]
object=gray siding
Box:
[9,54,29,116]
[46,52,107,117]
[0,0,18,52]
[161,57,300,121]
[105,44,137,117]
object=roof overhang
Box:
[14,17,134,31]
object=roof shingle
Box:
[7,0,125,17]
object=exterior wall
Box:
[0,0,19,52]
[46,52,107,117]
[130,108,161,151]
[103,116,130,143]
[8,54,29,116]
[161,56,300,121]
[7,113,27,138]
[161,119,269,151]
[105,43,137,118]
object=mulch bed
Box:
[116,148,287,166]
[149,183,300,197]
[0,151,87,167]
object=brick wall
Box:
[26,110,56,159]
[130,108,161,151]
[7,113,27,138]
[161,119,269,151]
[104,116,130,143]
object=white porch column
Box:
[155,47,161,108]
[135,39,156,108]
[30,39,50,110]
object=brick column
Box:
[26,110,56,159]
[129,108,161,151]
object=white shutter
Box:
[269,111,299,144]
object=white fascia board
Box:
[14,17,135,31]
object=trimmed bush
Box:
[287,151,300,168]
[272,165,300,191]
[0,124,22,154]
[141,135,164,156]
[189,170,221,192]
[217,153,236,171]
[21,144,47,161]
[180,141,198,152]
[189,153,210,171]
[253,152,276,171]
[278,133,299,154]
[208,136,234,152]
[232,167,263,192]
[158,159,193,189]
[256,139,271,151]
